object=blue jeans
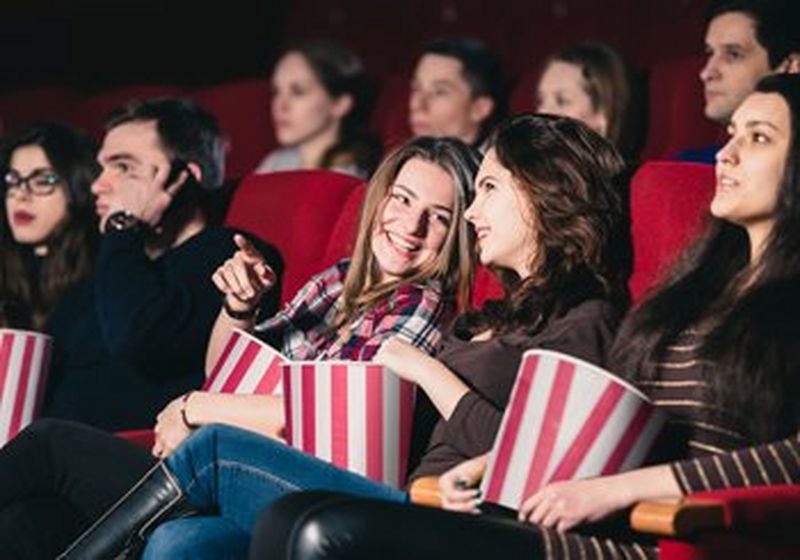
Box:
[141,424,407,559]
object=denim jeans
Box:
[141,424,407,559]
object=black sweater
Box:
[42,226,280,431]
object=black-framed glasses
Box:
[3,169,63,197]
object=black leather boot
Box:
[57,462,196,559]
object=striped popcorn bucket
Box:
[203,328,286,395]
[282,361,416,488]
[481,349,666,510]
[0,329,52,446]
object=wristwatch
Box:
[104,210,142,233]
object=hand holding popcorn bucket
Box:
[481,350,667,510]
[282,361,416,489]
[203,328,286,395]
[0,329,52,446]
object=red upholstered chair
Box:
[68,84,185,138]
[224,170,364,305]
[509,71,539,116]
[472,266,504,308]
[372,74,412,150]
[321,182,367,267]
[0,86,78,135]
[193,79,277,180]
[640,57,722,160]
[629,161,714,303]
[631,485,800,560]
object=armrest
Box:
[409,476,442,508]
[631,484,800,537]
[630,498,725,537]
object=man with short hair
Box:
[409,37,506,148]
[43,98,280,430]
[680,0,799,162]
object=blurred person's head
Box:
[537,42,631,150]
[271,41,379,173]
[701,0,800,123]
[94,98,225,242]
[409,37,505,147]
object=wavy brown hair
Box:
[456,113,630,338]
[334,136,479,331]
[0,123,99,330]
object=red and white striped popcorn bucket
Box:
[203,328,286,395]
[481,349,666,510]
[282,361,416,488]
[0,329,52,445]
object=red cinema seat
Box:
[372,74,412,150]
[632,484,800,560]
[193,79,277,181]
[69,84,186,138]
[0,86,79,135]
[509,71,539,115]
[629,161,714,302]
[640,57,722,160]
[224,170,365,305]
[322,182,367,267]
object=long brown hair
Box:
[334,136,479,330]
[456,113,630,337]
[0,123,99,330]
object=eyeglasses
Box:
[3,169,63,197]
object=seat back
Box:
[371,74,412,150]
[224,171,364,304]
[629,161,714,302]
[193,78,277,180]
[640,57,721,160]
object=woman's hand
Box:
[518,476,631,532]
[152,395,194,459]
[518,465,682,532]
[440,454,489,513]
[372,338,427,383]
[212,234,276,314]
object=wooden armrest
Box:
[409,476,442,508]
[630,498,726,537]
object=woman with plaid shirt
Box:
[0,136,479,559]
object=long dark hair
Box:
[455,113,630,338]
[0,123,99,330]
[612,74,800,441]
[284,41,382,176]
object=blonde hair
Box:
[334,137,479,330]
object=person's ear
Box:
[332,94,354,120]
[468,95,495,125]
[780,53,800,74]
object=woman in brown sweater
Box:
[250,74,800,560]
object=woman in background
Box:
[256,40,381,178]
[0,123,98,330]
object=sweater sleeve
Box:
[94,229,234,360]
[441,300,621,458]
[670,432,800,494]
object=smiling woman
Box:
[0,123,99,330]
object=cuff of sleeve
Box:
[442,392,478,442]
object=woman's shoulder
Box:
[255,148,302,174]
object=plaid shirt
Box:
[254,259,452,360]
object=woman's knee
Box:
[144,517,249,560]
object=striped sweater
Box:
[540,329,800,559]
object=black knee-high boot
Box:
[57,462,196,559]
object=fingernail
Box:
[455,480,468,490]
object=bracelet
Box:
[222,297,258,321]
[180,392,199,430]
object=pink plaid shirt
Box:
[254,259,452,360]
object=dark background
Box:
[1,0,707,91]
